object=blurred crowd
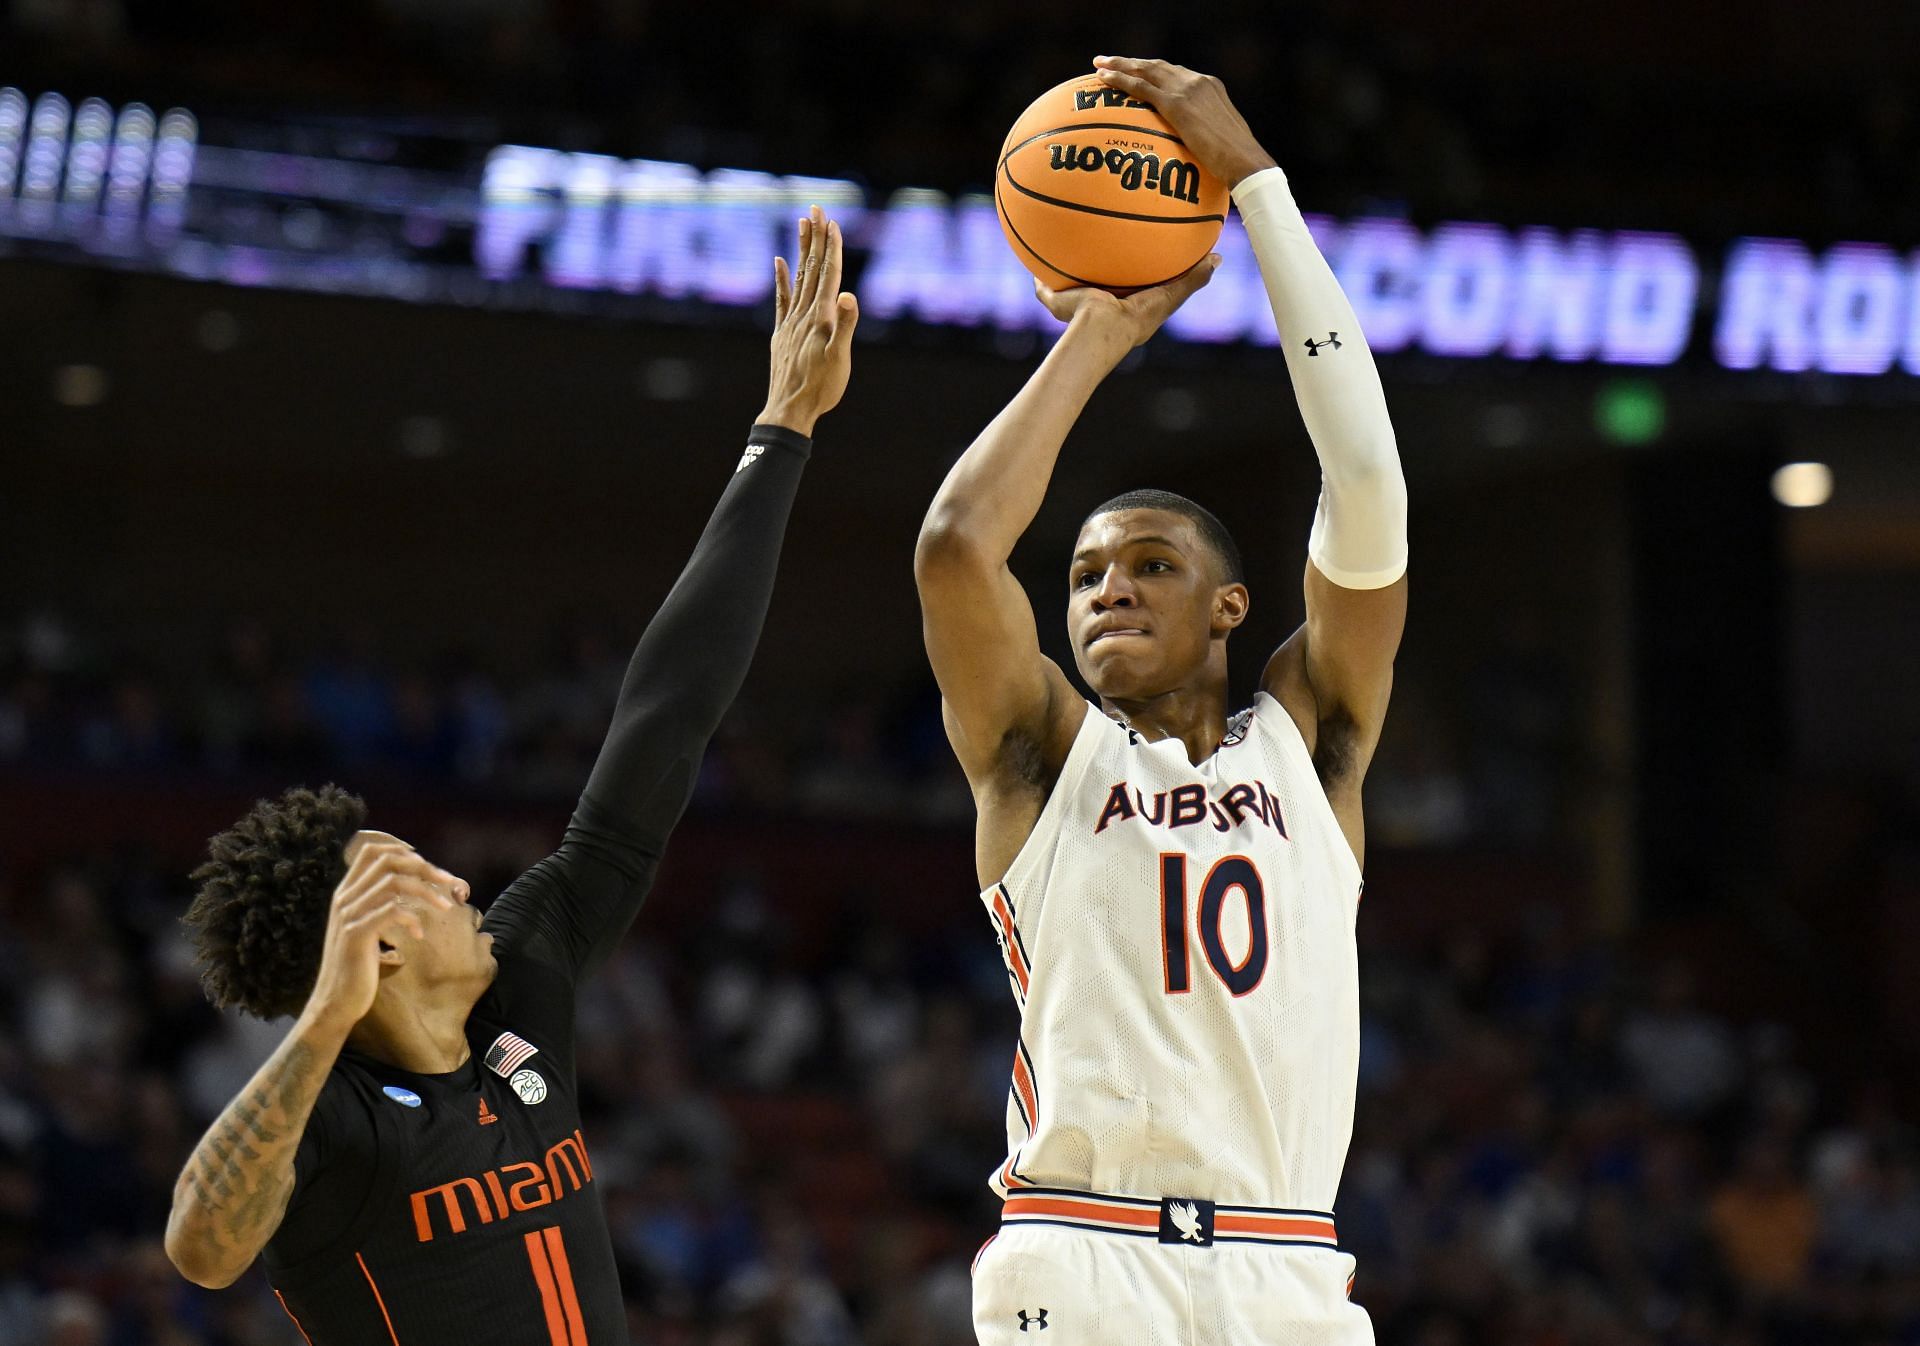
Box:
[4,0,1916,239]
[0,610,1579,848]
[1,836,1915,1346]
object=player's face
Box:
[349,829,495,991]
[1067,509,1239,699]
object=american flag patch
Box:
[484,1031,539,1078]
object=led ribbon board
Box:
[3,90,1917,377]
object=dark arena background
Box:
[4,2,1920,1343]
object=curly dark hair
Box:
[183,784,368,1019]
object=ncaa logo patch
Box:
[382,1086,423,1108]
[510,1069,548,1105]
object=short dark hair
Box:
[183,784,367,1019]
[1084,488,1245,585]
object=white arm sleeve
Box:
[1233,167,1408,590]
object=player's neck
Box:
[1100,683,1231,766]
[349,989,477,1076]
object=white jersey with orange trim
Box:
[981,691,1363,1212]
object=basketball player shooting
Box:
[163,207,859,1345]
[914,60,1407,1345]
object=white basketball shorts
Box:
[972,1189,1371,1346]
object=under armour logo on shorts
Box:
[1158,1197,1215,1246]
[1017,1308,1049,1331]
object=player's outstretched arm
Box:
[914,263,1218,792]
[1097,58,1408,856]
[485,206,857,978]
[165,843,456,1287]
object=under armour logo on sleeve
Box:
[1303,333,1343,356]
[735,444,765,473]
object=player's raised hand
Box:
[759,203,860,437]
[303,840,457,1032]
[1092,56,1277,190]
[1037,252,1221,349]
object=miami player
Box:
[914,59,1407,1345]
[164,207,859,1344]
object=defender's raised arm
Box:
[487,205,859,977]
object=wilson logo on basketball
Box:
[1045,146,1203,204]
[409,1129,593,1243]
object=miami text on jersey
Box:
[1093,779,1290,838]
[410,1129,594,1242]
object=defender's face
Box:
[1068,509,1238,700]
[346,829,495,989]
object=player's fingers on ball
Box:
[1171,254,1220,302]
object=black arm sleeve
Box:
[484,424,811,981]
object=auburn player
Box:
[164,206,859,1345]
[914,59,1407,1345]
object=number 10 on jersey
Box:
[1161,854,1269,996]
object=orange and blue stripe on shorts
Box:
[999,1188,1339,1251]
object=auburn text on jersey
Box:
[1093,779,1290,837]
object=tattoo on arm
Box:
[173,1036,331,1261]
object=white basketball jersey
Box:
[982,692,1363,1211]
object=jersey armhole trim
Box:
[982,698,1106,899]
[1250,690,1365,888]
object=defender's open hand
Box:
[759,204,860,437]
[1093,56,1277,190]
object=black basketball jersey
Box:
[262,826,655,1346]
[244,426,815,1344]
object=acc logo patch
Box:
[510,1069,548,1105]
[382,1086,423,1108]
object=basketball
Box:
[995,73,1229,292]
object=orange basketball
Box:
[995,74,1228,292]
